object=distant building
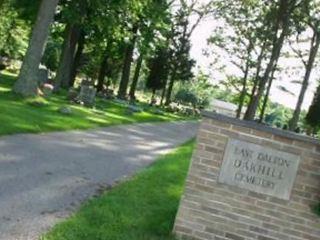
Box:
[210,99,245,118]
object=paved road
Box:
[0,121,198,240]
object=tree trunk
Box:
[244,0,294,120]
[246,41,267,115]
[259,65,277,123]
[165,71,176,106]
[129,54,143,100]
[69,30,85,88]
[160,79,168,106]
[97,53,109,92]
[236,43,252,118]
[236,68,249,119]
[289,33,320,131]
[117,25,138,99]
[55,23,81,90]
[14,0,60,97]
[150,89,156,105]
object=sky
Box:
[189,13,318,111]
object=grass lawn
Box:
[42,140,195,240]
[0,72,185,136]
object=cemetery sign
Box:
[218,138,300,200]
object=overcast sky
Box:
[189,15,318,111]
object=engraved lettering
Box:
[219,139,300,200]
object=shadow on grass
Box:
[0,73,186,136]
[42,141,195,240]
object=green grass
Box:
[0,72,185,136]
[42,140,195,240]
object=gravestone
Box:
[174,112,320,240]
[78,85,96,107]
[37,68,49,84]
[58,106,72,115]
[41,83,54,96]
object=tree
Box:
[13,0,60,96]
[145,48,169,102]
[164,0,212,105]
[244,0,300,120]
[41,32,63,72]
[70,30,85,87]
[176,71,214,109]
[128,0,172,100]
[117,0,172,99]
[175,88,198,109]
[85,0,130,92]
[288,0,320,130]
[54,0,87,90]
[165,35,195,106]
[117,24,139,99]
[306,82,320,130]
[0,0,29,60]
[210,0,267,119]
[258,64,278,122]
[264,102,293,128]
[129,54,143,100]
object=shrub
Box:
[174,89,198,109]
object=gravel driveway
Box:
[0,121,198,240]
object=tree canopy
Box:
[0,0,320,136]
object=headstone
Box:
[125,105,143,116]
[153,109,165,115]
[127,105,143,113]
[41,83,54,96]
[37,68,49,84]
[78,85,96,107]
[58,106,72,115]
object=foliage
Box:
[174,88,198,108]
[145,48,169,92]
[209,88,234,103]
[167,7,196,84]
[175,71,217,109]
[264,103,293,128]
[41,26,64,72]
[3,0,317,134]
[11,0,41,23]
[209,0,310,122]
[42,140,195,240]
[306,83,320,128]
[0,0,30,59]
[208,0,274,105]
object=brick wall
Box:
[174,113,320,240]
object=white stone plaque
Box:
[218,139,300,200]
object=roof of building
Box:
[211,99,237,111]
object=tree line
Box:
[0,0,213,107]
[1,0,320,134]
[208,0,320,134]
